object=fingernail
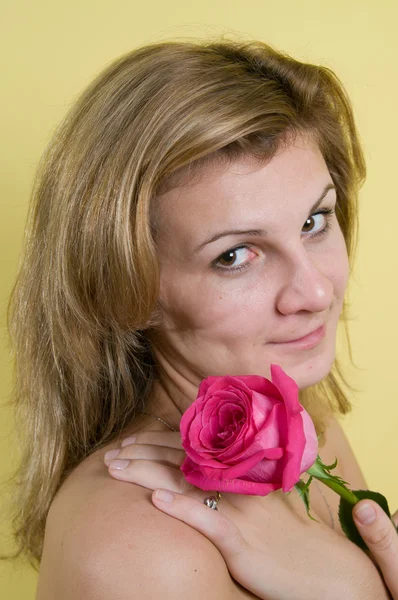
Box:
[121,436,136,447]
[154,489,175,503]
[354,503,376,525]
[109,459,130,470]
[104,449,120,462]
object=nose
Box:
[275,249,333,316]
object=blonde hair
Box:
[4,37,365,568]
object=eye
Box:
[213,245,256,272]
[302,208,335,237]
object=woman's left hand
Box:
[105,431,397,599]
[352,500,398,599]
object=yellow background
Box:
[1,1,397,597]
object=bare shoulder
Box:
[36,446,243,600]
[321,414,368,490]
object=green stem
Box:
[307,459,359,506]
[314,476,359,505]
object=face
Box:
[152,134,349,390]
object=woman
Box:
[6,38,397,598]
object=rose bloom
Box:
[180,364,318,495]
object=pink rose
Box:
[180,364,318,495]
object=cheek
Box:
[159,267,271,335]
[331,238,350,294]
[322,233,349,310]
[159,269,220,330]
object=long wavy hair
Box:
[3,37,365,569]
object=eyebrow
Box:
[194,183,336,254]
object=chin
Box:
[277,348,336,391]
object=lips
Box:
[269,325,325,344]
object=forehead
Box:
[154,135,332,249]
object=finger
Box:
[108,458,191,494]
[104,444,184,467]
[353,500,398,599]
[152,489,250,563]
[393,510,398,528]
[120,430,182,449]
[152,489,280,599]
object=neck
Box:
[146,347,202,431]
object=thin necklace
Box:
[314,479,335,529]
[141,411,178,432]
[142,412,335,530]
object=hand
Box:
[353,500,398,599]
[104,431,390,600]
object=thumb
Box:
[352,500,398,599]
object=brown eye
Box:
[302,213,327,235]
[218,250,238,266]
[302,216,316,233]
[214,246,256,272]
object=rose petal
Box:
[181,457,282,495]
[268,365,307,492]
[244,450,284,482]
[270,364,302,414]
[299,409,318,471]
[282,413,306,491]
[251,390,275,431]
[214,402,284,466]
[231,375,283,399]
[253,401,285,449]
[181,447,230,469]
[211,447,279,480]
[199,376,250,397]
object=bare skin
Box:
[104,420,398,598]
[36,415,393,599]
[36,134,396,598]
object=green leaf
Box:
[294,478,320,523]
[320,457,338,472]
[307,457,349,487]
[338,490,397,551]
